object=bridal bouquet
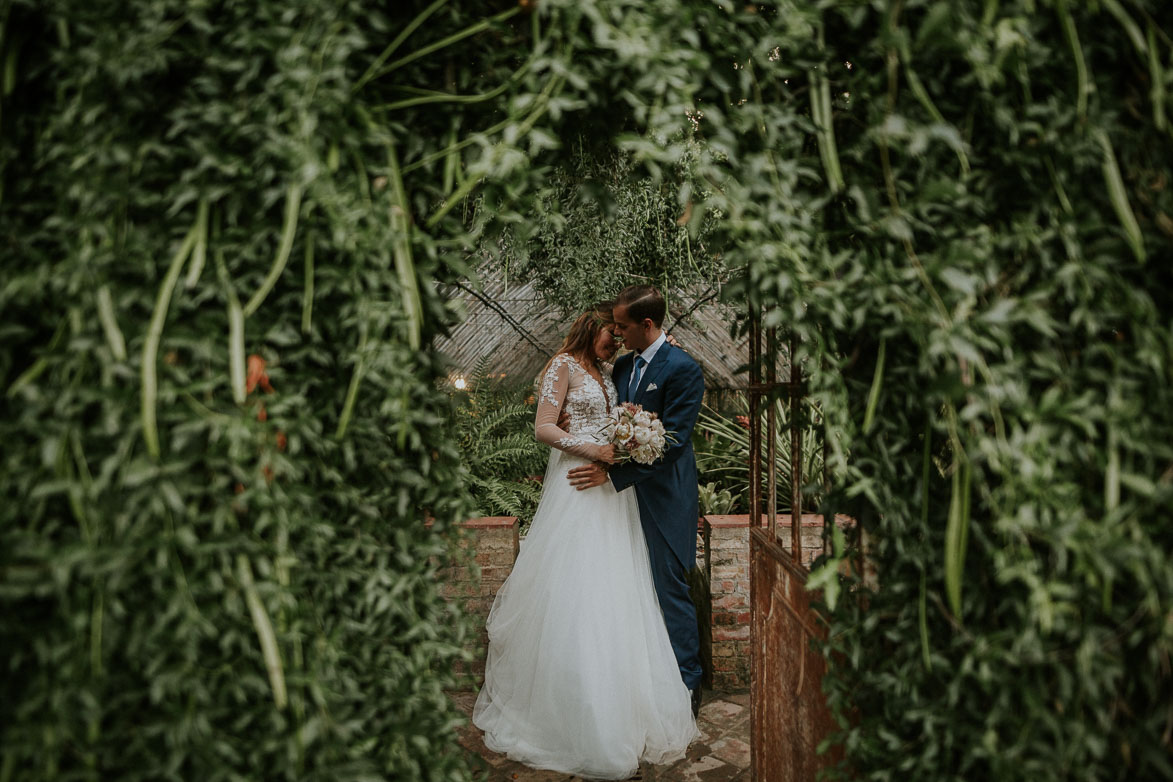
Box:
[603,403,675,465]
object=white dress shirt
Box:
[631,331,667,390]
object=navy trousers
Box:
[642,517,703,690]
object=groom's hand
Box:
[567,462,608,491]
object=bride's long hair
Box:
[542,301,614,376]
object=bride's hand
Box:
[595,444,616,464]
[665,333,683,349]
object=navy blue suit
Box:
[610,342,704,690]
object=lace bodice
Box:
[535,354,617,461]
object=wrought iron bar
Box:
[749,313,762,528]
[766,325,777,536]
[823,415,832,558]
[790,332,802,560]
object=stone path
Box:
[451,689,751,782]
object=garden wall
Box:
[438,517,520,682]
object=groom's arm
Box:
[607,359,705,492]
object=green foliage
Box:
[698,482,736,516]
[695,399,828,515]
[478,143,725,315]
[450,359,547,526]
[0,1,576,779]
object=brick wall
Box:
[437,516,519,683]
[704,516,752,690]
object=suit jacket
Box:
[610,342,705,569]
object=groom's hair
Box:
[615,285,666,327]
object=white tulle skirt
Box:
[472,448,697,779]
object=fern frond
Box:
[471,404,533,439]
[475,446,544,470]
[479,477,542,519]
[451,371,545,523]
[468,355,493,389]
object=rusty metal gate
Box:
[747,319,842,781]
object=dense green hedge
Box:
[769,5,1173,778]
[0,2,563,779]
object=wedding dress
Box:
[472,354,697,779]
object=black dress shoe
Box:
[690,687,702,718]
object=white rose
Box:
[633,425,653,445]
[633,444,656,464]
[633,410,651,427]
[614,422,633,443]
[651,432,666,450]
[650,419,665,435]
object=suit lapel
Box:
[634,344,671,405]
[616,354,633,404]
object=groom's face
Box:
[612,304,653,352]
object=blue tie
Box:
[629,356,646,398]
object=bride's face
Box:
[592,325,619,362]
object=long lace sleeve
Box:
[535,356,608,461]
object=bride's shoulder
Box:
[547,353,575,371]
[543,353,579,379]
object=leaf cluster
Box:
[0,1,576,779]
[694,398,829,516]
[478,142,725,316]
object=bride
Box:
[472,301,697,779]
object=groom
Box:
[567,285,706,716]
